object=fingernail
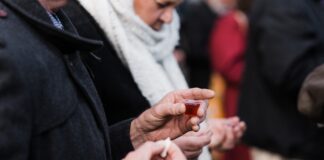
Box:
[192,125,200,132]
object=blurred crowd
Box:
[0,0,324,160]
[178,0,324,160]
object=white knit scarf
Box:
[77,0,188,105]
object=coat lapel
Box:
[2,0,103,52]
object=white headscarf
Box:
[77,0,188,105]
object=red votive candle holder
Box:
[183,100,205,116]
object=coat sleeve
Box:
[210,12,246,85]
[109,119,134,160]
[0,48,33,159]
[257,0,324,95]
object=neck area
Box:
[38,0,67,12]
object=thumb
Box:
[167,142,187,160]
[140,142,165,159]
[123,142,165,160]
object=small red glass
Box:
[183,100,206,116]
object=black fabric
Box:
[238,0,324,159]
[179,1,218,88]
[0,0,133,159]
[64,1,151,128]
[109,119,134,160]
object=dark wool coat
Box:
[179,1,218,88]
[238,0,324,159]
[0,0,133,159]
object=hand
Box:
[123,141,186,160]
[130,88,215,148]
[208,117,246,151]
[173,126,212,159]
[234,10,248,33]
[173,49,186,63]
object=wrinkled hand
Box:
[130,88,215,148]
[123,141,186,160]
[208,117,246,151]
[173,126,212,159]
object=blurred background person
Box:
[209,0,251,160]
[210,0,248,124]
[179,0,219,88]
[238,0,324,159]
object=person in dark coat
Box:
[64,0,150,125]
[0,0,115,159]
[0,0,215,159]
[179,0,218,88]
[238,0,324,159]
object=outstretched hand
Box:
[130,88,215,148]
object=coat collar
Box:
[2,0,103,53]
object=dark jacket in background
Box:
[64,1,150,126]
[239,0,324,159]
[0,0,133,159]
[180,1,218,88]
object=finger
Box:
[188,117,200,132]
[192,125,200,132]
[185,130,213,150]
[233,122,246,133]
[167,143,187,160]
[209,131,225,148]
[225,117,240,127]
[222,127,236,149]
[153,103,186,119]
[200,130,213,146]
[191,127,212,137]
[197,101,208,118]
[212,132,226,149]
[236,130,244,140]
[233,122,245,133]
[191,117,200,126]
[209,125,226,147]
[141,141,165,158]
[124,141,165,160]
[170,103,186,116]
[234,122,246,139]
[180,129,206,138]
[183,149,203,159]
[180,88,215,100]
[240,122,247,132]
